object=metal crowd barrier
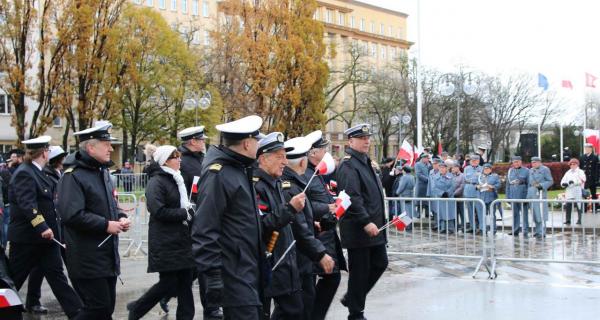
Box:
[489,198,600,279]
[112,173,148,193]
[115,192,148,257]
[385,197,494,279]
[135,194,149,256]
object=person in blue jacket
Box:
[527,157,554,239]
[430,162,456,233]
[506,156,530,237]
[464,155,483,233]
[477,163,501,234]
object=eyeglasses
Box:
[167,156,181,160]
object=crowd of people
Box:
[0,117,389,320]
[379,144,600,239]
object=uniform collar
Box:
[255,167,279,188]
[31,161,43,171]
[345,147,368,164]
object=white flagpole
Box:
[302,172,317,194]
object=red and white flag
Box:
[584,129,600,151]
[316,152,336,175]
[586,72,597,88]
[412,145,423,166]
[391,212,413,231]
[562,80,573,89]
[335,190,351,219]
[191,176,200,194]
[397,140,414,166]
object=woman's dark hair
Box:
[23,148,45,163]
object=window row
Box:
[134,0,210,17]
[315,8,404,39]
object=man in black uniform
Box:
[581,143,599,212]
[303,130,347,320]
[255,133,333,320]
[57,122,131,320]
[192,115,265,320]
[176,125,223,319]
[336,124,388,320]
[7,136,82,319]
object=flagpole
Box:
[416,0,423,150]
[537,122,541,158]
[302,172,317,194]
[560,123,564,162]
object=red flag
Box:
[334,190,351,219]
[316,152,336,175]
[584,129,600,151]
[412,145,423,166]
[397,140,414,166]
[191,176,200,194]
[437,140,443,156]
[562,80,573,89]
[586,73,597,88]
[391,213,413,231]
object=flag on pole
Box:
[586,73,597,88]
[335,190,351,219]
[538,73,549,91]
[561,80,573,89]
[392,213,413,231]
[437,140,443,156]
[397,140,415,166]
[191,176,200,194]
[315,152,336,175]
[412,145,423,166]
[584,129,600,151]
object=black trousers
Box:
[346,245,388,319]
[271,291,303,320]
[565,203,583,223]
[224,305,262,320]
[25,265,44,308]
[71,277,116,320]
[299,273,315,320]
[311,272,341,320]
[129,268,194,320]
[8,242,82,318]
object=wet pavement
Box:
[19,233,600,320]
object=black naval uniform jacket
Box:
[178,145,204,204]
[192,146,265,308]
[280,166,327,276]
[336,147,387,249]
[56,151,127,279]
[8,162,60,243]
[581,152,599,188]
[303,164,347,274]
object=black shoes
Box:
[204,308,224,320]
[27,305,48,314]
[159,297,170,313]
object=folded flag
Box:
[316,152,336,175]
[335,190,351,219]
[191,176,200,194]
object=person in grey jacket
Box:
[395,166,416,227]
[415,155,430,216]
[450,162,466,231]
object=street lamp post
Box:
[184,90,212,126]
[438,73,479,156]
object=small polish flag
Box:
[316,152,336,175]
[397,140,415,166]
[191,176,200,194]
[584,129,600,152]
[335,190,351,219]
[392,212,413,231]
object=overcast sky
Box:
[359,0,600,123]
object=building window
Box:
[192,31,201,45]
[158,0,166,9]
[181,0,187,13]
[0,95,11,115]
[350,16,355,28]
[203,30,210,46]
[370,21,374,33]
[398,28,402,39]
[380,23,385,35]
[192,0,198,15]
[313,10,318,20]
[389,26,394,37]
[326,9,333,23]
[171,0,177,11]
[338,13,344,25]
[52,116,62,127]
[133,0,142,4]
[371,43,376,57]
[146,0,153,6]
[202,1,209,17]
[392,47,397,59]
[381,45,386,59]
[360,18,365,31]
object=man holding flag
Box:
[177,125,222,319]
[303,131,347,320]
[336,124,388,320]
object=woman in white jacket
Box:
[561,158,586,225]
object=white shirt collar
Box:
[32,161,43,171]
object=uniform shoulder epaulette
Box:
[64,167,74,174]
[343,155,351,160]
[282,181,291,189]
[209,163,222,172]
[252,176,260,183]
